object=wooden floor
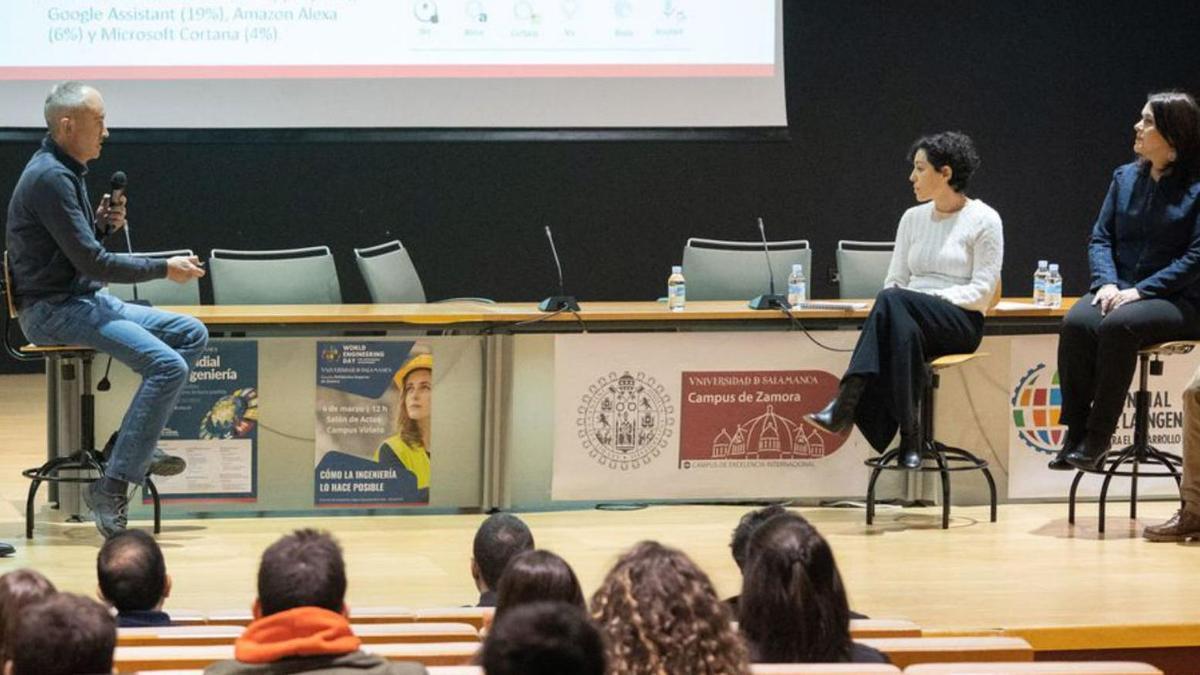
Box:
[1,373,1197,638]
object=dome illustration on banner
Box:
[1011,363,1064,455]
[710,405,830,460]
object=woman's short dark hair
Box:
[738,513,853,663]
[1147,91,1200,183]
[495,549,585,621]
[0,569,56,665]
[907,131,982,193]
[481,601,606,675]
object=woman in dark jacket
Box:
[1051,91,1200,471]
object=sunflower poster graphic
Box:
[151,340,258,502]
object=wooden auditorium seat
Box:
[904,662,1162,674]
[411,606,495,630]
[118,622,478,647]
[856,637,1033,669]
[115,641,479,671]
[850,619,923,638]
[425,667,902,675]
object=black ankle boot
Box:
[900,431,922,469]
[805,376,867,434]
[1065,432,1112,472]
[1047,429,1082,471]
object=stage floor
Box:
[1,373,1196,639]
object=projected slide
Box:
[0,1,785,129]
[1,2,773,79]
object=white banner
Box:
[1007,334,1195,499]
[551,332,871,501]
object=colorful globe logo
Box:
[1011,363,1065,455]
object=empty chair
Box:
[209,246,341,305]
[355,240,428,303]
[683,238,811,302]
[106,249,202,306]
[836,241,895,299]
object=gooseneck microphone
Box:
[748,216,790,310]
[538,226,580,312]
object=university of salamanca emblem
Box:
[577,371,674,470]
[1011,363,1065,455]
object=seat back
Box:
[836,240,894,299]
[683,238,811,302]
[209,246,341,305]
[106,249,201,306]
[354,240,427,304]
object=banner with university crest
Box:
[1007,334,1197,499]
[551,332,870,500]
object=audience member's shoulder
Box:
[850,641,891,664]
[204,650,427,674]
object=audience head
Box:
[738,512,852,663]
[472,513,534,592]
[7,593,115,675]
[730,504,788,572]
[481,601,606,675]
[0,569,56,665]
[495,549,585,620]
[97,528,170,613]
[257,528,346,617]
[907,131,981,194]
[591,540,749,675]
[1141,91,1200,182]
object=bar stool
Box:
[866,353,998,529]
[3,252,161,538]
[1067,340,1197,533]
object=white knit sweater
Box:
[883,199,1004,313]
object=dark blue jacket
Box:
[1088,161,1200,304]
[5,136,165,308]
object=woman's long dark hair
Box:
[1146,91,1200,184]
[737,513,853,663]
[495,549,586,621]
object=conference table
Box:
[49,298,1072,519]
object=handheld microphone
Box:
[538,226,580,312]
[748,216,790,310]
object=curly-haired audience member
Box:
[481,601,605,675]
[0,569,56,666]
[494,549,585,621]
[591,540,749,675]
[738,513,888,664]
[808,131,1003,469]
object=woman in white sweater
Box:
[806,132,1004,468]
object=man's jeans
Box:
[19,291,208,484]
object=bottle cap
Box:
[1049,263,1059,271]
[1038,259,1048,267]
[792,263,803,273]
[671,265,682,274]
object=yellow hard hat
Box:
[393,353,433,388]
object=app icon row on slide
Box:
[411,1,687,24]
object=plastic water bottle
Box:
[667,265,686,311]
[1045,263,1063,309]
[787,263,807,307]
[1033,259,1049,307]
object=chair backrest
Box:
[856,636,1033,669]
[682,238,811,302]
[106,249,201,306]
[354,240,427,304]
[904,662,1161,674]
[836,240,894,300]
[209,246,342,305]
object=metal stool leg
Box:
[982,467,998,522]
[1068,470,1084,525]
[146,479,162,535]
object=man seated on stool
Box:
[1145,369,1200,541]
[4,80,208,538]
[5,593,116,675]
[97,529,173,627]
[471,513,534,607]
[205,529,427,675]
